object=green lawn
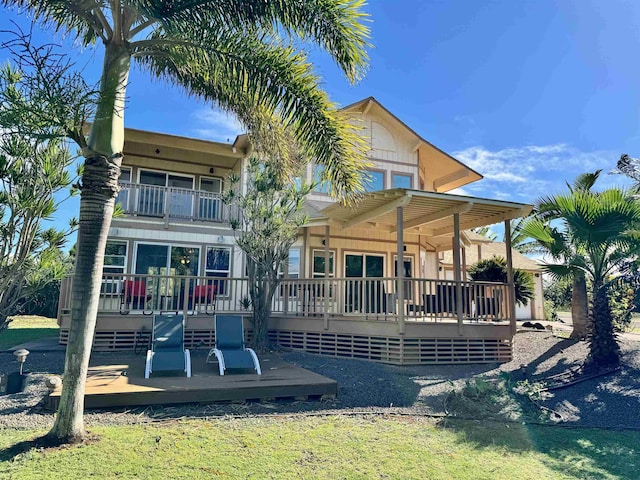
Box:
[0,416,637,479]
[0,316,59,350]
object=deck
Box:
[47,353,337,410]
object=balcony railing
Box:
[59,274,513,323]
[116,183,229,223]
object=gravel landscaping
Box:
[1,331,639,430]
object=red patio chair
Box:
[120,279,152,313]
[190,284,217,314]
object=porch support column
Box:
[397,206,405,334]
[323,225,330,330]
[461,246,467,277]
[504,220,517,336]
[453,213,463,335]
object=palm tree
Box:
[521,171,604,339]
[505,217,540,254]
[467,256,535,307]
[3,0,370,445]
[521,175,640,369]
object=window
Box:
[116,167,131,211]
[199,177,222,220]
[313,250,335,278]
[278,248,301,297]
[313,165,330,193]
[286,249,300,279]
[200,177,222,193]
[102,241,127,294]
[104,241,127,275]
[364,170,385,192]
[205,247,231,295]
[392,173,412,189]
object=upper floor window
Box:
[392,173,412,189]
[200,177,222,193]
[364,170,385,192]
[313,165,330,193]
[116,167,132,209]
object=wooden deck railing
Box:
[116,183,230,223]
[59,274,513,323]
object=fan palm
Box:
[521,171,604,339]
[2,0,370,444]
[521,177,640,369]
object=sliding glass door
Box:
[134,244,200,310]
[137,170,194,218]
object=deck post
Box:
[397,206,405,335]
[453,213,463,335]
[324,225,330,330]
[504,219,517,335]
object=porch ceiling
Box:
[320,189,532,237]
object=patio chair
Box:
[144,313,191,378]
[189,283,216,315]
[206,315,261,375]
[120,279,152,314]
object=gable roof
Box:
[340,97,483,191]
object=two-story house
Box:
[58,97,533,365]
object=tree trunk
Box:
[45,43,130,445]
[248,265,277,352]
[570,272,590,339]
[586,282,620,369]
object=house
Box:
[438,231,545,320]
[58,97,533,364]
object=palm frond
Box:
[137,0,370,83]
[2,0,108,43]
[135,30,368,201]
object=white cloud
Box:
[447,187,471,196]
[452,144,620,203]
[191,109,242,143]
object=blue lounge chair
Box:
[145,314,191,378]
[206,315,261,375]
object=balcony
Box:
[116,183,230,224]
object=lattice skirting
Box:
[59,328,512,364]
[268,330,512,365]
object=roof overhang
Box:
[316,189,532,237]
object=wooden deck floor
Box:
[47,353,337,410]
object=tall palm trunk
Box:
[570,272,590,339]
[586,282,620,369]
[46,43,130,444]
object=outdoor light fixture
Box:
[13,349,29,375]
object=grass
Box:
[0,315,59,351]
[1,416,638,479]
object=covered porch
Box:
[57,189,532,365]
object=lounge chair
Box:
[206,315,261,375]
[144,314,191,378]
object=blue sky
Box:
[1,0,639,237]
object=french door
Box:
[344,253,385,313]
